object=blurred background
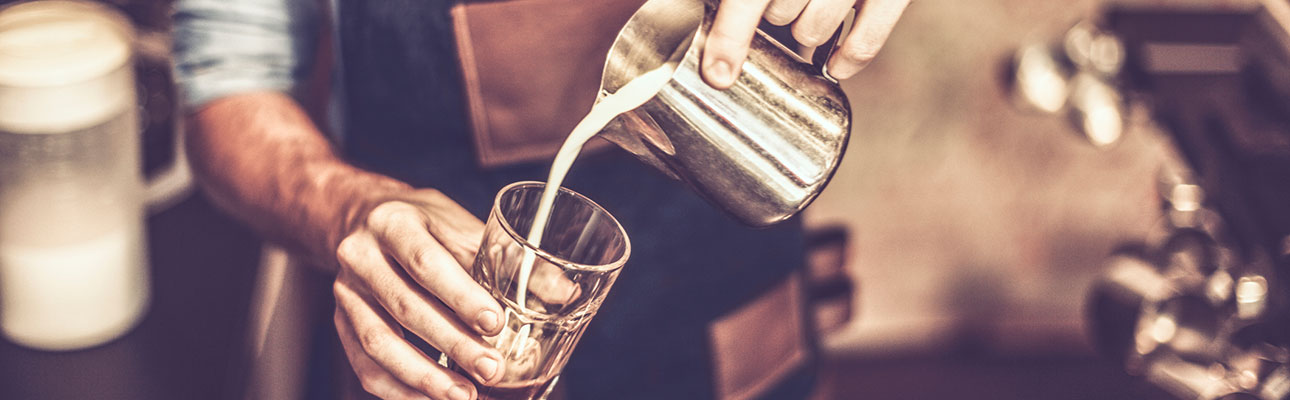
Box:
[0,0,1287,399]
[809,0,1164,355]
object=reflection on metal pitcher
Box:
[599,0,852,227]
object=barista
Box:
[172,0,909,399]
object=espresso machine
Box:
[1006,1,1290,399]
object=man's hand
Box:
[333,189,502,400]
[701,0,912,88]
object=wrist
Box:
[307,161,413,267]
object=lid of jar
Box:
[0,0,132,87]
[0,0,135,134]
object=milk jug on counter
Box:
[0,0,187,350]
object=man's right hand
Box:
[184,93,507,399]
[332,189,504,400]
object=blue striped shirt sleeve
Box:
[171,0,320,110]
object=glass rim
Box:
[491,181,631,272]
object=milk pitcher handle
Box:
[811,20,850,83]
[144,118,193,215]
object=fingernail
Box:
[830,64,859,80]
[476,309,500,333]
[829,59,868,81]
[475,356,499,381]
[705,58,734,88]
[448,384,472,400]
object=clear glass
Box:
[454,181,630,400]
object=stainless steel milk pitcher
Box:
[599,0,852,227]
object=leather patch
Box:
[450,0,644,168]
[709,274,808,400]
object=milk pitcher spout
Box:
[599,0,852,227]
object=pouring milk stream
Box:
[473,0,853,390]
[514,62,677,312]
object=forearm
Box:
[186,91,409,270]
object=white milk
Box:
[514,63,676,308]
[0,224,149,349]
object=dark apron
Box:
[335,1,812,398]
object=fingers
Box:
[827,0,910,79]
[791,0,856,47]
[707,0,908,87]
[703,0,773,89]
[336,235,505,386]
[478,234,579,311]
[335,307,432,400]
[764,0,809,26]
[528,261,582,306]
[412,190,487,268]
[334,278,478,400]
[365,201,503,336]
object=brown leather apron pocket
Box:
[450,0,645,168]
[709,273,810,400]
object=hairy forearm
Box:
[186,91,409,270]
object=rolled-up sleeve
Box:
[172,0,320,110]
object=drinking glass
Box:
[453,181,630,400]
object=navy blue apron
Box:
[334,1,813,398]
